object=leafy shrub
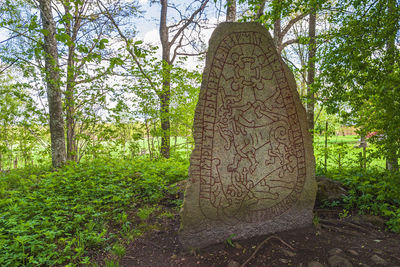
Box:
[0,157,189,266]
[329,169,400,232]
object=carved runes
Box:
[179,22,316,249]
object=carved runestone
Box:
[179,22,317,249]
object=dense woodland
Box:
[0,0,399,266]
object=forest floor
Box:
[93,188,400,267]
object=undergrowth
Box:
[0,157,188,266]
[323,168,400,232]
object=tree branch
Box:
[176,51,206,57]
[280,13,307,41]
[96,0,158,92]
[278,38,300,53]
[0,60,17,75]
[169,0,209,47]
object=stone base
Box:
[179,201,314,249]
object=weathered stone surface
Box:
[179,22,316,249]
[316,176,347,203]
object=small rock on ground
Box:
[308,261,325,267]
[370,254,388,265]
[328,248,344,256]
[346,249,359,256]
[228,259,240,267]
[233,242,243,249]
[328,255,353,267]
[280,247,296,257]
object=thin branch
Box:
[176,51,206,57]
[241,235,295,267]
[282,55,301,73]
[0,60,17,75]
[1,26,38,43]
[169,0,209,47]
[96,0,158,92]
[171,34,184,63]
[314,104,325,123]
[279,38,300,53]
[75,68,110,85]
[280,13,307,40]
[12,55,41,68]
[0,28,31,45]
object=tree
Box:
[98,0,207,158]
[158,0,209,158]
[1,0,140,163]
[251,0,309,54]
[306,5,316,133]
[38,0,67,167]
[226,0,236,21]
[318,0,400,170]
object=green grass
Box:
[314,134,360,144]
[314,135,386,171]
[0,136,193,170]
[0,157,188,266]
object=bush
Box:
[329,169,400,232]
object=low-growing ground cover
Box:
[0,157,188,266]
[325,169,400,232]
[1,139,399,266]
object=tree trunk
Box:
[66,89,76,161]
[385,0,398,171]
[65,6,78,162]
[65,36,77,161]
[157,0,208,158]
[39,0,66,168]
[256,0,266,19]
[386,149,398,171]
[306,8,316,137]
[226,0,236,22]
[273,18,281,49]
[160,0,171,158]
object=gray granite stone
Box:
[179,22,317,249]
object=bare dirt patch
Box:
[115,205,400,267]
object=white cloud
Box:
[143,29,160,46]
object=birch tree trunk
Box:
[38,0,66,168]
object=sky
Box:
[134,0,231,42]
[131,0,224,69]
[0,0,224,75]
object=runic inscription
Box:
[195,31,305,224]
[180,23,316,249]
